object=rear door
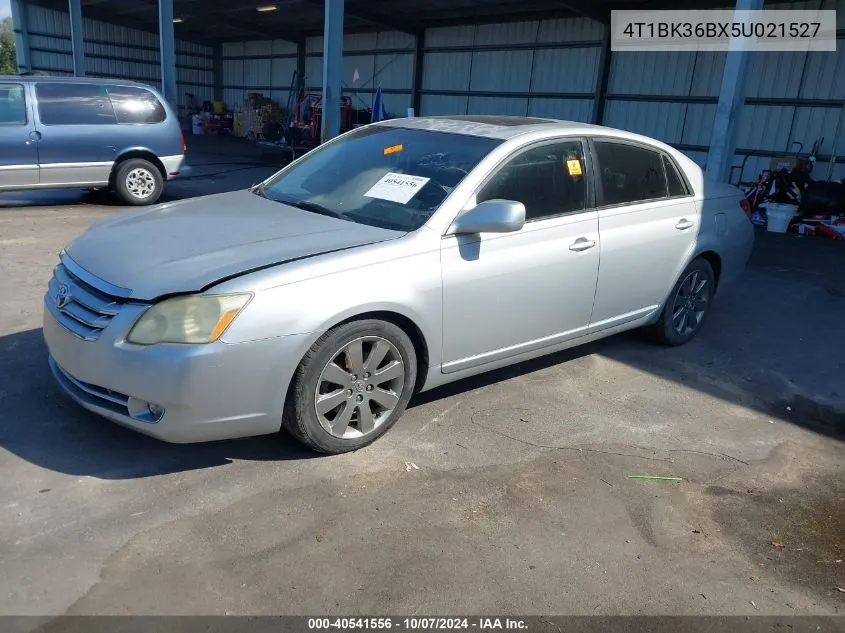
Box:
[0,81,39,188]
[587,138,698,329]
[32,81,118,186]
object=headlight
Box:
[127,293,252,345]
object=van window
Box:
[106,86,167,124]
[35,82,117,125]
[0,84,27,125]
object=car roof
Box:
[376,114,688,161]
[376,115,616,141]
[0,75,154,89]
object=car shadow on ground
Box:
[2,305,842,481]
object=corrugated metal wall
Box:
[26,5,213,107]
[421,18,602,121]
[605,0,845,181]
[220,31,415,115]
[221,39,298,111]
[27,0,844,180]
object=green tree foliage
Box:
[1,17,17,75]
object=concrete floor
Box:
[0,136,843,618]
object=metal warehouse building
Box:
[8,0,845,184]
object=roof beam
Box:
[417,2,603,26]
[552,1,610,23]
[301,0,423,35]
[178,8,306,44]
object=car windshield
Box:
[256,126,502,231]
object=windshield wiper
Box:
[249,181,267,197]
[273,196,347,220]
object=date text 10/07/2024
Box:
[307,619,528,631]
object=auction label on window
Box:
[365,172,431,204]
[566,159,583,176]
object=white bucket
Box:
[191,114,205,135]
[764,203,798,233]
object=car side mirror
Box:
[449,199,526,235]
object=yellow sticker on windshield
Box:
[566,159,583,176]
[384,144,404,155]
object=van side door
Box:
[32,81,118,187]
[0,81,39,188]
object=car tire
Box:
[282,319,418,454]
[647,257,715,346]
[113,158,164,206]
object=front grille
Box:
[49,356,131,416]
[46,263,124,341]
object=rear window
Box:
[0,84,27,125]
[107,85,167,124]
[35,82,117,125]
[663,154,690,197]
[593,140,668,206]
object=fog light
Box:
[127,397,165,423]
[147,403,165,419]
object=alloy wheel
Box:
[314,336,406,439]
[671,270,710,336]
[125,168,157,199]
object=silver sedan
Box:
[43,115,754,454]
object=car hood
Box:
[65,189,404,301]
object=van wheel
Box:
[113,159,163,206]
[647,257,715,346]
[283,319,417,455]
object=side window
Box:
[663,154,689,197]
[477,140,587,221]
[593,140,667,206]
[0,84,27,125]
[35,82,117,125]
[107,86,166,124]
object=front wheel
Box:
[113,158,164,206]
[648,258,715,346]
[282,319,418,454]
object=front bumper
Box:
[43,301,309,443]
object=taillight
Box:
[180,129,186,153]
[740,198,752,221]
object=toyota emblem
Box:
[56,284,72,309]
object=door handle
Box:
[569,238,597,252]
[28,131,42,141]
[675,219,694,230]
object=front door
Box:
[0,82,39,188]
[32,81,118,186]
[588,138,699,328]
[440,138,601,374]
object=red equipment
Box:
[292,93,354,147]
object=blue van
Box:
[0,76,186,205]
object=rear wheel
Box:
[113,158,164,206]
[283,319,417,454]
[648,258,715,346]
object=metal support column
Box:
[592,25,612,125]
[68,0,85,76]
[321,0,344,143]
[212,43,223,103]
[158,0,178,110]
[705,0,763,182]
[411,31,425,116]
[10,0,30,74]
[296,40,306,98]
